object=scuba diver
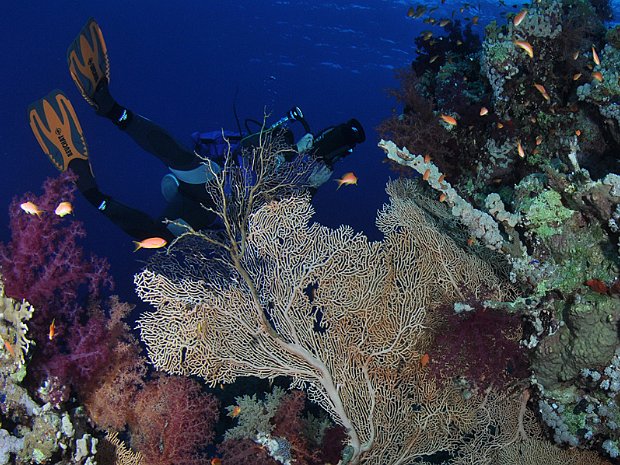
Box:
[28,18,365,245]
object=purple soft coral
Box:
[0,172,113,388]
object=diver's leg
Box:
[69,158,174,242]
[93,83,199,171]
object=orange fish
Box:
[533,83,550,101]
[133,237,168,252]
[517,140,526,158]
[423,169,431,181]
[335,172,358,189]
[424,153,431,163]
[49,318,56,341]
[439,193,447,202]
[20,201,43,217]
[479,106,489,116]
[420,353,430,368]
[514,40,533,58]
[513,9,527,26]
[440,114,457,126]
[535,135,543,145]
[438,174,445,183]
[230,405,241,418]
[575,129,581,136]
[2,337,15,358]
[585,279,609,295]
[592,46,600,65]
[211,459,222,465]
[592,71,604,82]
[54,201,73,217]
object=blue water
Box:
[0,0,617,298]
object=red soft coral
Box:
[430,302,529,391]
[130,376,219,465]
[217,438,278,465]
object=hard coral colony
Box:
[2,2,620,465]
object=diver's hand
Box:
[296,133,314,154]
[308,164,333,188]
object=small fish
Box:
[514,40,534,58]
[517,140,525,158]
[335,172,358,189]
[2,337,15,358]
[533,83,550,101]
[467,237,476,246]
[421,31,433,40]
[439,19,451,27]
[592,46,600,65]
[513,9,527,26]
[535,135,543,145]
[573,73,582,81]
[585,279,609,295]
[133,237,168,251]
[54,201,73,217]
[49,318,56,341]
[592,71,604,82]
[471,15,479,25]
[573,50,580,60]
[479,106,489,116]
[211,458,222,465]
[440,114,457,126]
[407,6,415,17]
[20,201,43,217]
[456,40,463,46]
[423,169,431,181]
[230,405,242,418]
[497,122,504,129]
[439,193,447,202]
[429,55,439,63]
[420,353,430,368]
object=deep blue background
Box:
[1,1,616,301]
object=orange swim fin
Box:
[67,18,110,109]
[28,90,89,172]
